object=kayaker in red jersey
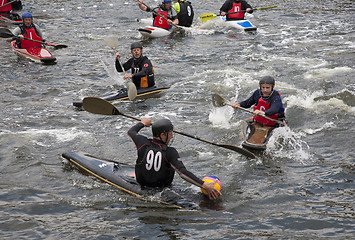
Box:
[0,0,22,21]
[12,12,51,48]
[115,42,155,89]
[231,76,286,127]
[138,0,178,30]
[220,0,253,21]
[128,117,222,200]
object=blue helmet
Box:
[163,0,172,3]
[22,12,33,19]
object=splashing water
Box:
[266,126,311,164]
[208,107,234,129]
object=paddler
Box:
[172,0,194,27]
[128,118,222,200]
[115,42,155,89]
[138,0,179,30]
[12,12,51,49]
[231,76,286,126]
[220,0,253,21]
[0,0,22,21]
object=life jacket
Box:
[19,24,42,49]
[135,141,172,187]
[0,0,12,12]
[227,2,245,20]
[253,92,280,126]
[131,57,155,89]
[153,8,171,30]
[176,1,194,27]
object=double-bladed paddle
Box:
[212,93,286,126]
[0,27,67,49]
[199,6,277,23]
[104,36,137,101]
[82,97,256,159]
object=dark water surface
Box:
[1,0,354,239]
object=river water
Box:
[1,0,354,239]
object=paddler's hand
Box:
[124,73,132,79]
[141,117,151,127]
[18,34,24,40]
[254,109,265,117]
[231,102,240,110]
[44,41,51,46]
[220,12,226,16]
[115,52,121,59]
[202,181,222,200]
[246,8,252,13]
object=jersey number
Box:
[145,150,162,171]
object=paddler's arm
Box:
[127,118,151,149]
[168,152,221,200]
[115,56,133,73]
[137,0,150,12]
[12,0,22,11]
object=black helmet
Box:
[152,119,174,137]
[259,76,275,86]
[130,42,143,50]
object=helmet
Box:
[163,0,172,3]
[259,76,275,86]
[152,119,174,137]
[22,12,33,19]
[130,42,143,50]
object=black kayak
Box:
[73,86,169,109]
[62,151,193,210]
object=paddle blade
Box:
[218,144,256,159]
[212,94,227,107]
[0,27,14,38]
[127,82,137,101]
[256,5,277,11]
[52,44,68,50]
[199,13,217,23]
[104,36,119,50]
[82,97,120,115]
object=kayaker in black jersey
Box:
[128,117,222,200]
[172,0,194,27]
[115,42,155,90]
[220,0,253,21]
[231,76,286,126]
[0,0,22,21]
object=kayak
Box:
[240,120,275,151]
[0,13,22,24]
[138,18,215,38]
[138,25,171,38]
[62,151,192,210]
[219,16,257,32]
[73,85,169,109]
[11,40,56,64]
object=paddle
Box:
[82,97,256,159]
[199,6,277,23]
[0,27,67,49]
[212,93,286,126]
[0,0,16,9]
[140,1,182,30]
[104,36,137,101]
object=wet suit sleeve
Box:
[127,122,148,150]
[11,0,22,11]
[239,90,259,108]
[242,1,253,13]
[132,57,153,79]
[220,0,233,13]
[264,92,283,116]
[115,57,133,73]
[166,148,204,187]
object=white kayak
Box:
[219,16,257,32]
[138,18,215,38]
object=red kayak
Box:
[11,40,56,64]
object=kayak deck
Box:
[73,85,169,109]
[241,121,275,151]
[220,16,257,32]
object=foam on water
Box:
[208,107,234,129]
[304,66,354,80]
